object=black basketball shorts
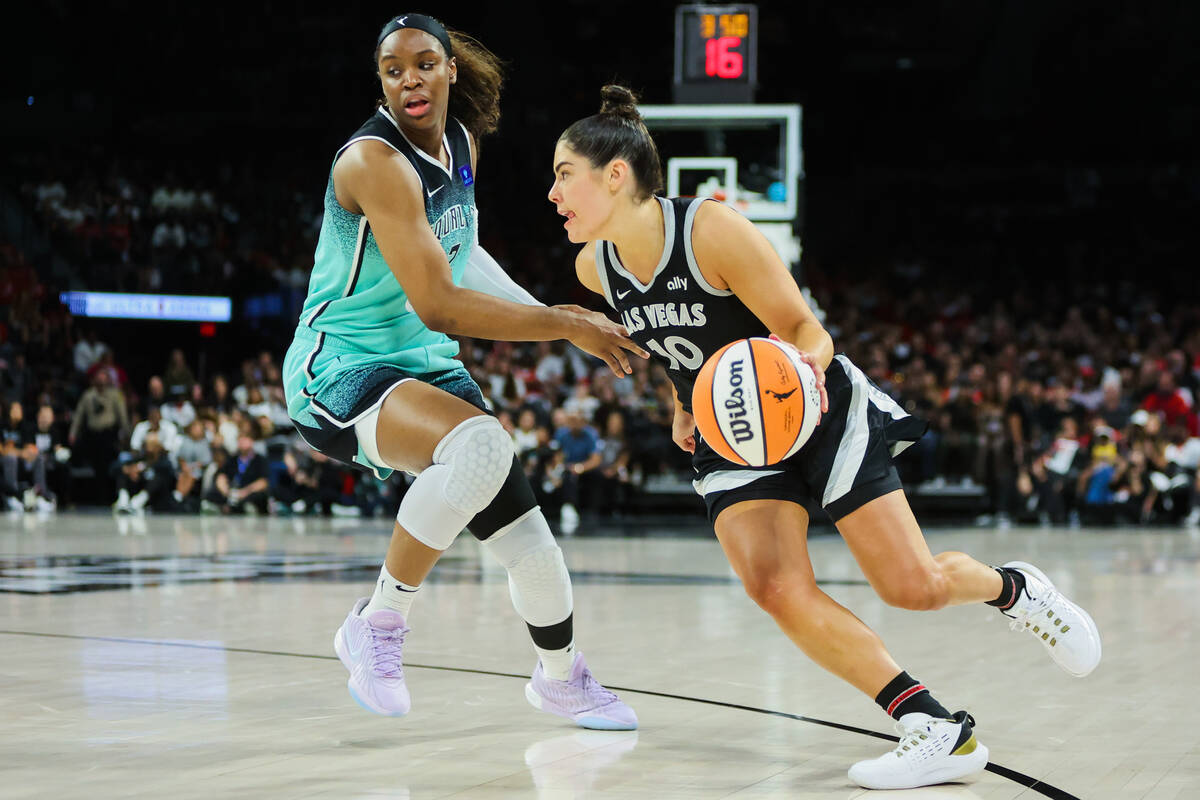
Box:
[692,354,928,523]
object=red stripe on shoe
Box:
[886,684,927,717]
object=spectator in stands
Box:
[512,407,541,458]
[1030,416,1085,524]
[562,380,600,421]
[554,410,602,533]
[163,348,196,393]
[209,374,234,415]
[1098,378,1133,430]
[205,429,269,514]
[73,328,109,375]
[173,419,212,512]
[86,350,127,389]
[142,375,168,417]
[69,368,129,502]
[1142,371,1198,437]
[232,361,260,407]
[1076,425,1121,525]
[1132,411,1171,521]
[593,410,633,515]
[1035,380,1082,455]
[977,373,1011,504]
[129,405,181,458]
[2,401,40,510]
[161,384,196,429]
[1,352,36,405]
[1110,445,1150,524]
[272,444,320,515]
[1154,424,1200,522]
[114,431,177,513]
[30,404,68,508]
[530,431,566,517]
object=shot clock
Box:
[673,4,758,103]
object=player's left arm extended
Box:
[690,201,833,369]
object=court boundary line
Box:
[0,628,1079,799]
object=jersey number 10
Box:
[646,335,705,371]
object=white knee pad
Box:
[481,508,573,627]
[396,416,513,551]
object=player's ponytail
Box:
[559,85,663,201]
[445,28,505,140]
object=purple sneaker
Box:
[333,598,411,716]
[525,652,638,730]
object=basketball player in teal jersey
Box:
[547,86,1103,789]
[283,16,645,729]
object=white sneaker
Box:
[559,503,579,535]
[113,488,132,514]
[35,496,57,513]
[1002,561,1101,677]
[5,496,23,513]
[331,503,360,517]
[848,711,988,790]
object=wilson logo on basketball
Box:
[692,337,822,467]
[723,359,755,444]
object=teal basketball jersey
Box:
[293,108,477,390]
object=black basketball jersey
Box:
[594,196,770,413]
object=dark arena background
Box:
[2,3,1198,799]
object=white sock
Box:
[363,564,420,619]
[536,641,577,681]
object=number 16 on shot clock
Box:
[674,4,758,103]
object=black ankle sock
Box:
[875,671,952,720]
[985,567,1026,611]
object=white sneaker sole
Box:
[1004,560,1102,677]
[849,742,990,790]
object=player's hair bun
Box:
[599,85,642,122]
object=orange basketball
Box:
[691,337,822,467]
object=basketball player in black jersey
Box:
[548,86,1103,790]
[288,17,643,729]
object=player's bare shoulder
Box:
[687,199,752,291]
[689,199,752,257]
[574,241,603,295]
[333,139,420,213]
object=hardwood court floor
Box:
[1,512,1197,799]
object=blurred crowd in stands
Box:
[4,165,1200,532]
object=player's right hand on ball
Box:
[555,304,649,377]
[673,408,697,453]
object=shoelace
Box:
[580,669,619,708]
[369,625,409,678]
[1006,584,1070,641]
[890,720,933,757]
[546,666,619,711]
[890,714,971,758]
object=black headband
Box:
[376,13,453,57]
